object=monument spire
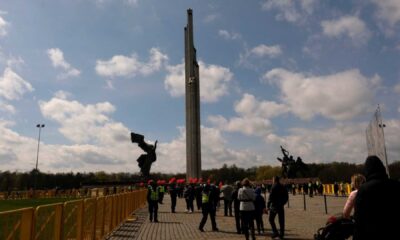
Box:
[185,9,201,180]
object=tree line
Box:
[1,161,399,192]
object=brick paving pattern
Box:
[106,193,347,240]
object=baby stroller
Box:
[314,214,354,240]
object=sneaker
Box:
[199,227,204,232]
[154,219,159,223]
[212,228,219,232]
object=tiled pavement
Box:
[106,193,347,240]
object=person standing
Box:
[353,156,400,240]
[184,184,195,213]
[199,184,219,232]
[195,183,203,211]
[267,176,288,239]
[238,178,256,240]
[221,183,234,216]
[158,182,165,204]
[169,182,177,213]
[147,180,160,222]
[342,174,365,219]
[254,187,266,234]
[231,181,242,234]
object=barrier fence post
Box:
[303,193,306,211]
[324,195,328,214]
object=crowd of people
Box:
[145,155,400,240]
[146,176,289,240]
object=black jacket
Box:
[267,182,288,209]
[354,156,400,240]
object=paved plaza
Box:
[106,193,348,240]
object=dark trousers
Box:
[234,209,241,233]
[159,192,164,203]
[199,206,217,230]
[196,196,202,210]
[255,212,264,233]
[224,199,232,216]
[240,210,255,240]
[186,198,194,211]
[148,200,158,221]
[170,195,177,212]
[269,207,285,237]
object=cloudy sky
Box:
[0,0,399,174]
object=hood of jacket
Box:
[364,155,388,181]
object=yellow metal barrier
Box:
[0,189,147,240]
[0,208,34,240]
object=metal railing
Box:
[0,189,147,240]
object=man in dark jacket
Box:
[231,181,242,234]
[353,155,400,240]
[267,176,288,239]
[169,183,177,213]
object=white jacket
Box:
[238,186,256,211]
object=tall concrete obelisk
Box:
[185,9,201,180]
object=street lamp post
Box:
[34,124,45,191]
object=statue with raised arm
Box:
[277,145,290,178]
[131,132,158,178]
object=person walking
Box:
[353,156,400,240]
[199,184,219,232]
[238,178,256,240]
[232,180,242,234]
[147,180,160,222]
[267,176,288,239]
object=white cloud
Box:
[0,101,15,114]
[208,115,274,137]
[266,123,370,164]
[321,16,371,45]
[0,15,8,37]
[394,83,400,94]
[239,44,283,68]
[39,95,126,144]
[164,61,233,103]
[156,126,264,172]
[208,93,287,138]
[95,0,139,7]
[250,44,282,58]
[262,0,317,24]
[0,67,33,100]
[234,93,289,119]
[204,14,219,23]
[218,29,241,40]
[263,68,378,120]
[371,0,400,27]
[47,48,81,79]
[95,48,168,78]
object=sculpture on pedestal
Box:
[277,146,308,178]
[131,132,157,178]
